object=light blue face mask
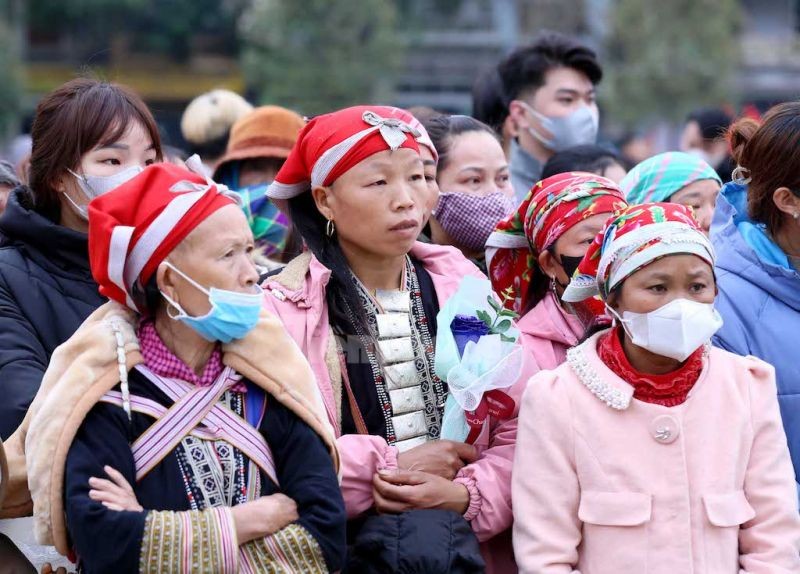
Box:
[520,101,599,152]
[160,262,263,343]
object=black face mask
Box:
[557,254,584,284]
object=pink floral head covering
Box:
[485,172,627,312]
[562,202,715,305]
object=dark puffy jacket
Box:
[0,188,104,438]
[347,510,485,573]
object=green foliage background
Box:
[602,0,741,127]
[239,0,403,115]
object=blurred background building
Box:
[1,0,799,152]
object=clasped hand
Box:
[373,440,477,515]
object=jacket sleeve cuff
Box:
[454,474,481,521]
[379,444,399,471]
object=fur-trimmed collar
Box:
[1,301,338,555]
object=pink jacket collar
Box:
[266,242,484,310]
[517,291,584,348]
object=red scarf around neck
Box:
[597,326,704,407]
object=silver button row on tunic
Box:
[374,289,430,452]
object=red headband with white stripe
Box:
[88,159,237,311]
[266,105,424,200]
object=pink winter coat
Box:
[261,242,531,572]
[517,291,584,371]
[513,331,800,574]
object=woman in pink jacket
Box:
[486,172,627,369]
[513,203,800,573]
[261,106,529,572]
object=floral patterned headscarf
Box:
[562,202,715,305]
[485,172,627,312]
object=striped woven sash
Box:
[99,365,278,486]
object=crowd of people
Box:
[0,29,797,574]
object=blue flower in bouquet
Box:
[450,314,490,358]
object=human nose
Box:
[392,181,417,211]
[241,255,260,288]
[698,205,713,234]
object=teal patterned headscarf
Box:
[217,163,289,259]
[621,151,721,205]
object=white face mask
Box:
[686,147,726,169]
[66,165,144,220]
[520,101,599,152]
[610,298,723,362]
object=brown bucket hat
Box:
[214,105,306,177]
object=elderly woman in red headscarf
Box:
[262,106,532,573]
[485,172,627,371]
[16,163,345,573]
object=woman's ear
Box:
[54,169,73,194]
[311,185,334,221]
[772,187,800,220]
[538,250,559,281]
[156,261,177,304]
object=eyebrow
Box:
[364,156,422,171]
[686,269,712,279]
[96,142,157,152]
[214,235,253,249]
[365,159,394,170]
[573,219,603,233]
[643,272,672,282]
[555,88,595,97]
[643,268,711,282]
[423,159,436,167]
[458,166,485,174]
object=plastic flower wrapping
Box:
[435,276,524,443]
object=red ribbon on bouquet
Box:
[464,389,516,444]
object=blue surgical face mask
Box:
[160,262,263,343]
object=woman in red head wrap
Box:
[486,172,626,371]
[19,162,345,573]
[263,105,531,572]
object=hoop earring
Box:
[731,165,751,185]
[326,219,336,238]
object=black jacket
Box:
[347,509,485,573]
[0,187,104,438]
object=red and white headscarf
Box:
[486,172,627,312]
[266,105,424,200]
[562,202,715,304]
[88,160,238,311]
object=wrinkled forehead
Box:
[171,204,252,257]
